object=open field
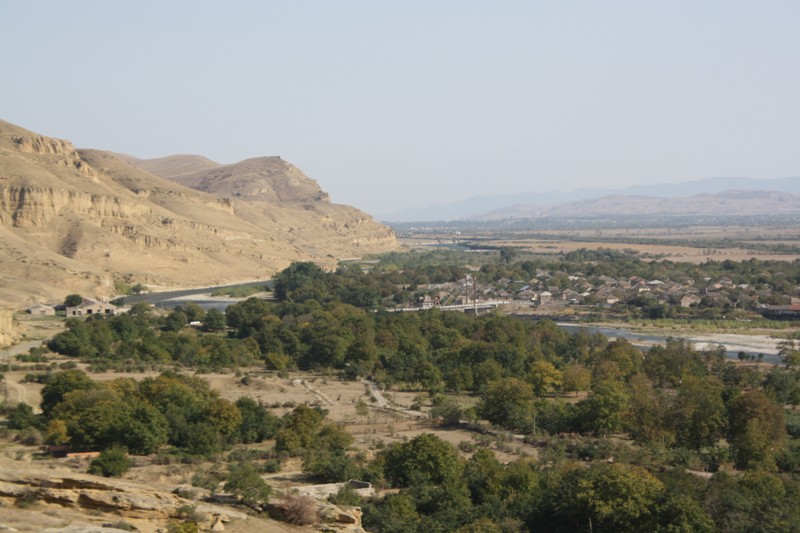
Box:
[399,223,800,263]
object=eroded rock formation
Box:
[0,119,397,308]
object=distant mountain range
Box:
[481,190,800,219]
[380,176,800,222]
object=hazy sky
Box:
[2,1,799,215]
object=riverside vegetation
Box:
[5,251,800,532]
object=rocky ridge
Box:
[0,119,397,313]
[141,155,330,203]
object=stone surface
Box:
[0,119,397,310]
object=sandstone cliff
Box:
[0,119,397,313]
[0,309,17,347]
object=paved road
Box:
[120,280,273,307]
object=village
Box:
[407,267,800,320]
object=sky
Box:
[2,1,799,216]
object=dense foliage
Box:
[33,255,800,531]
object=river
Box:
[555,322,782,364]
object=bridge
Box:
[387,300,511,313]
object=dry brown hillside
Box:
[0,119,397,309]
[116,153,220,179]
[141,155,329,203]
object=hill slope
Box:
[0,119,396,308]
[142,155,329,203]
[479,190,800,219]
[382,176,800,222]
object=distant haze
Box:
[2,1,799,215]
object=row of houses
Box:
[412,271,794,312]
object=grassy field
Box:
[399,222,800,263]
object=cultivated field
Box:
[400,223,800,263]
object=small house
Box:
[27,304,55,316]
[65,299,121,317]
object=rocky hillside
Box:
[0,119,397,309]
[132,154,330,203]
[0,455,365,532]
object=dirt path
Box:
[361,379,425,419]
[292,379,335,405]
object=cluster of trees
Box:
[31,258,800,529]
[45,276,799,473]
[10,370,278,459]
[272,260,464,309]
[362,433,800,533]
[471,338,792,472]
[47,304,250,371]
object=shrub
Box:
[88,446,131,477]
[8,403,37,430]
[167,522,199,533]
[328,483,363,506]
[14,490,38,508]
[104,521,136,532]
[191,470,224,493]
[17,427,43,446]
[458,440,476,453]
[279,494,320,525]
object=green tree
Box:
[64,294,83,307]
[727,391,786,470]
[273,261,329,302]
[364,493,420,533]
[528,360,562,396]
[40,370,98,418]
[163,309,188,331]
[553,463,664,532]
[224,462,272,508]
[429,397,462,427]
[478,378,537,433]
[644,339,706,387]
[626,373,674,446]
[382,433,462,487]
[671,376,727,451]
[52,388,130,451]
[7,403,37,430]
[138,373,241,455]
[225,297,272,336]
[202,308,227,332]
[561,364,592,397]
[578,379,629,436]
[235,397,278,444]
[275,404,326,454]
[302,422,359,482]
[705,472,798,533]
[654,494,714,533]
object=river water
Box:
[555,322,782,365]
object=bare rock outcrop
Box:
[0,308,18,348]
[0,186,150,227]
[159,156,330,203]
[0,119,397,308]
[12,135,97,178]
[0,464,248,530]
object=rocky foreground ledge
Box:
[0,459,365,533]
